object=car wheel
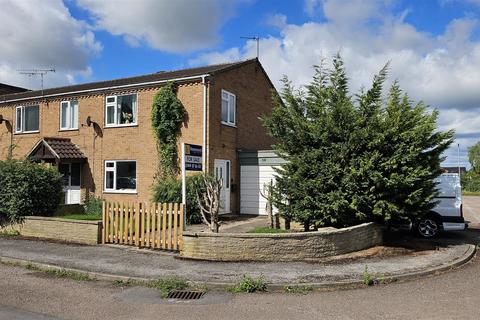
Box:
[417,218,440,238]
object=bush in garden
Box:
[0,159,63,227]
[152,174,207,224]
[84,196,103,216]
[262,55,454,231]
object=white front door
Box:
[214,159,231,214]
[59,163,82,204]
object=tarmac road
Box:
[0,197,479,320]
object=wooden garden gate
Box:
[102,201,184,251]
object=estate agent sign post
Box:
[181,143,203,228]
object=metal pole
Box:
[181,143,186,229]
[458,143,461,176]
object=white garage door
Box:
[240,165,278,215]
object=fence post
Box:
[135,202,140,247]
[179,204,184,250]
[140,202,145,248]
[156,203,161,249]
[167,203,173,250]
[101,201,106,244]
[173,203,178,251]
[128,202,133,245]
[162,203,167,249]
[146,202,151,248]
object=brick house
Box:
[0,59,275,214]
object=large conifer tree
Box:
[262,55,454,230]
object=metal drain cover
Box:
[167,290,205,300]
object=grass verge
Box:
[25,263,93,281]
[462,191,480,196]
[284,285,313,294]
[246,227,290,234]
[148,276,189,298]
[59,214,102,221]
[0,229,20,237]
[113,277,190,298]
[227,275,268,293]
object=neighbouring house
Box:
[0,83,29,95]
[0,59,276,214]
[442,166,467,174]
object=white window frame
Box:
[221,89,236,126]
[59,100,79,131]
[105,93,138,127]
[15,105,40,134]
[104,160,137,193]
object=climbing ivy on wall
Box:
[151,82,185,178]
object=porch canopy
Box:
[28,137,86,163]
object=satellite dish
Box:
[86,116,92,127]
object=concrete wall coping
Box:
[25,216,101,226]
[184,222,377,238]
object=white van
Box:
[416,173,467,238]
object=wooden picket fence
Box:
[102,201,184,251]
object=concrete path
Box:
[0,235,474,286]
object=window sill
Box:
[104,123,138,129]
[221,122,237,128]
[14,130,40,135]
[103,190,138,194]
[59,128,79,132]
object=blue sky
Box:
[62,0,480,81]
[2,0,480,167]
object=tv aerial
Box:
[240,36,260,59]
[17,68,55,96]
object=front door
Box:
[214,159,231,214]
[59,163,81,204]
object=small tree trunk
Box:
[285,218,291,230]
[303,220,310,232]
[267,204,273,229]
[274,213,280,229]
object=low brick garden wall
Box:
[180,222,383,262]
[1,217,101,245]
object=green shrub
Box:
[461,171,480,192]
[0,159,63,227]
[152,174,207,224]
[84,196,103,216]
[284,285,312,294]
[148,276,188,298]
[247,227,290,234]
[363,266,374,286]
[228,275,268,293]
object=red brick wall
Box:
[207,61,276,213]
[0,62,275,213]
[0,83,204,204]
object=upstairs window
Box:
[60,100,79,130]
[15,105,39,133]
[221,90,236,126]
[105,93,137,127]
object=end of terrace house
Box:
[0,58,276,215]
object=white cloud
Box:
[192,0,480,166]
[76,0,237,53]
[266,13,288,29]
[304,0,321,16]
[0,0,101,89]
